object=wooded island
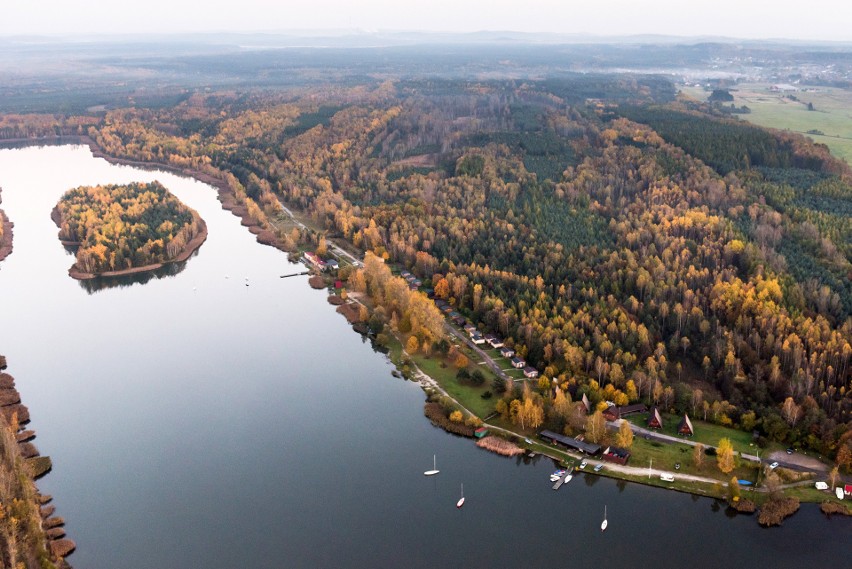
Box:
[53,181,206,279]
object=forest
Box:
[21,75,852,468]
[54,182,204,275]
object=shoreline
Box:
[69,217,207,281]
[1,135,294,257]
[0,206,12,263]
[0,185,13,262]
[11,136,849,523]
[52,196,208,280]
[0,359,74,566]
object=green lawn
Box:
[785,485,852,508]
[414,352,497,419]
[626,412,766,455]
[628,437,758,484]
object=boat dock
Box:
[552,473,571,490]
[280,271,310,278]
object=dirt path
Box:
[767,450,828,472]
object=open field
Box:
[683,83,852,165]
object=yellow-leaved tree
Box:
[717,438,735,474]
[615,420,634,449]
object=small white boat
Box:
[836,487,845,500]
[563,474,573,483]
[601,505,608,532]
[456,483,465,508]
[424,454,439,476]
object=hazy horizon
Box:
[1,0,848,43]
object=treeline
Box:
[0,114,98,140]
[69,79,852,464]
[55,182,203,274]
[620,106,848,176]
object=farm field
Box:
[684,83,852,165]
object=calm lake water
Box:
[0,145,849,568]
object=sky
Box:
[1,0,849,41]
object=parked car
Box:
[786,448,794,455]
[594,464,604,472]
[579,460,588,469]
[769,462,779,470]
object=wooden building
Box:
[539,430,602,455]
[602,403,647,422]
[677,413,694,436]
[602,446,631,465]
[648,407,663,429]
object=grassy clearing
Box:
[626,412,765,455]
[414,353,497,418]
[628,437,759,484]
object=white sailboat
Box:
[601,505,608,532]
[456,483,465,508]
[424,455,440,476]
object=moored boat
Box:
[424,454,439,476]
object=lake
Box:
[0,144,848,568]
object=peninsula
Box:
[0,354,74,568]
[53,181,207,279]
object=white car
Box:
[769,462,779,470]
[579,460,588,469]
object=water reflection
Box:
[75,259,190,294]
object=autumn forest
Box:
[54,181,205,275]
[5,74,852,468]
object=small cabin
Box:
[648,407,663,430]
[602,446,631,465]
[471,333,486,345]
[602,403,647,422]
[500,346,515,358]
[523,367,539,379]
[581,393,591,414]
[677,413,694,437]
[325,259,339,270]
[511,357,526,369]
[474,427,489,438]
